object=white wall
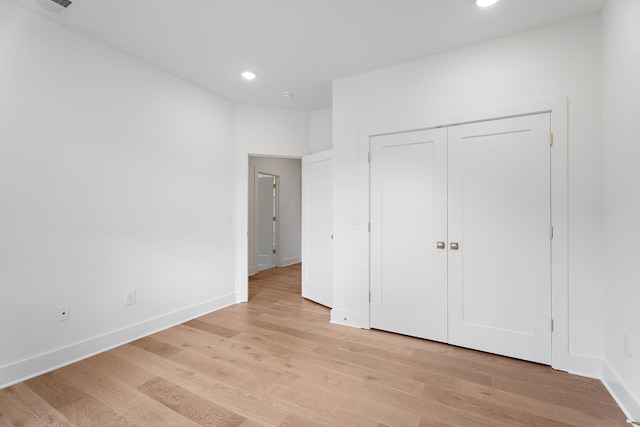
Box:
[235,105,312,157]
[332,16,604,372]
[310,108,333,153]
[233,105,311,301]
[0,0,236,387]
[601,0,640,418]
[248,157,302,274]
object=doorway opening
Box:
[247,156,302,281]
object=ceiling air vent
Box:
[50,0,72,7]
[13,0,80,15]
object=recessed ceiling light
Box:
[477,0,499,8]
[281,92,294,100]
[241,71,257,80]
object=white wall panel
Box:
[0,0,236,387]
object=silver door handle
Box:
[437,242,445,249]
[450,242,459,250]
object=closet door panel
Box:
[370,128,448,342]
[448,113,552,364]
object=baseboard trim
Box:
[0,293,236,389]
[567,353,603,379]
[602,361,640,422]
[330,309,367,329]
[278,257,301,267]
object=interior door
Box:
[447,113,552,364]
[301,151,333,307]
[370,128,448,341]
[256,173,276,271]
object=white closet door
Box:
[302,151,333,308]
[448,113,552,364]
[370,128,448,342]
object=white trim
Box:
[568,353,603,379]
[358,98,569,371]
[0,293,236,389]
[549,99,569,373]
[330,309,367,329]
[235,150,250,303]
[603,361,640,422]
[278,256,301,267]
[274,175,281,268]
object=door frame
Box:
[358,98,568,371]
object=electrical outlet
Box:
[125,290,136,306]
[624,332,632,358]
[58,305,70,322]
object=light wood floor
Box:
[0,263,629,426]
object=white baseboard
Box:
[278,256,301,267]
[248,265,258,276]
[567,353,603,379]
[0,293,236,390]
[330,309,367,329]
[602,361,640,422]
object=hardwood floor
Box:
[0,263,629,426]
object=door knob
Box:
[437,242,445,249]
[450,242,459,250]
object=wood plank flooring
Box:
[0,263,629,426]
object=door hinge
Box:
[550,225,554,239]
[272,249,276,254]
[550,132,554,146]
[369,292,371,302]
[368,223,371,232]
[273,216,277,222]
[273,183,277,189]
[551,319,555,332]
[368,152,371,163]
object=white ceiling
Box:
[15,0,607,111]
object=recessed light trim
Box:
[241,71,257,80]
[476,0,499,8]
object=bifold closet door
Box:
[370,128,448,342]
[447,113,552,364]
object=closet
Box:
[370,113,552,364]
